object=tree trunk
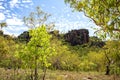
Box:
[104,51,111,75]
[13,68,16,80]
[105,64,110,75]
[30,69,34,80]
[34,56,38,80]
[42,67,47,80]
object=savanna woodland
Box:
[0,0,120,80]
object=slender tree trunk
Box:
[42,67,47,80]
[34,66,38,80]
[30,69,34,80]
[105,63,110,75]
[34,56,38,80]
[13,67,16,80]
[104,51,111,75]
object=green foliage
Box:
[87,51,105,72]
[0,36,9,60]
[89,36,105,48]
[50,38,81,71]
[85,40,120,74]
[103,41,120,74]
[17,25,55,80]
[65,0,120,38]
[0,35,21,69]
[67,43,100,57]
[79,59,97,71]
[0,22,7,30]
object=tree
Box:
[103,41,120,75]
[24,6,54,31]
[89,36,105,48]
[23,7,55,80]
[0,22,7,30]
[20,25,55,80]
[65,0,120,38]
[87,40,120,75]
[0,22,7,37]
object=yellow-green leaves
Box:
[65,0,120,39]
[25,25,55,69]
[28,25,51,48]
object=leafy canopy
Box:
[65,0,120,38]
[20,25,55,68]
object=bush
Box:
[79,59,97,71]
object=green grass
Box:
[0,68,120,80]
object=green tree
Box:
[103,41,120,75]
[21,25,55,80]
[65,0,120,38]
[87,40,120,75]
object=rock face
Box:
[18,31,31,43]
[64,29,89,46]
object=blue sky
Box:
[0,0,97,36]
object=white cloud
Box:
[6,25,27,31]
[0,3,5,9]
[22,0,32,3]
[0,6,5,9]
[55,21,85,30]
[3,25,28,36]
[22,5,31,8]
[9,0,33,8]
[0,2,2,5]
[6,17,24,26]
[0,13,5,20]
[9,0,19,8]
[2,17,28,36]
[0,0,33,36]
[55,21,96,36]
[3,28,20,36]
[51,6,56,9]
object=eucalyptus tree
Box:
[24,6,54,31]
[19,25,55,80]
[22,6,55,80]
[65,0,120,38]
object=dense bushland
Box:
[1,28,120,79]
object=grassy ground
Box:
[0,68,120,80]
